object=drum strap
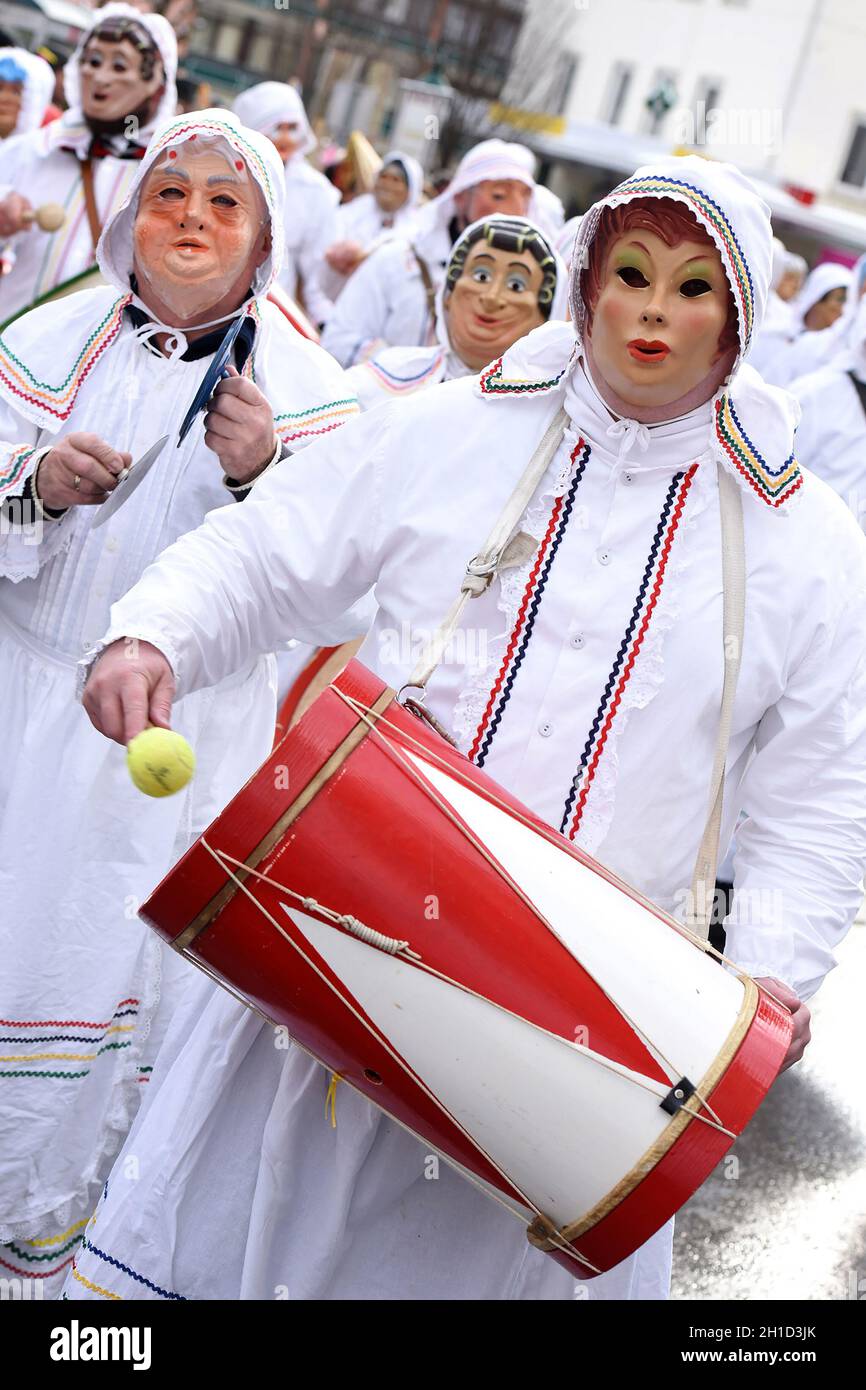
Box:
[687,464,745,942]
[406,405,744,944]
[406,404,569,692]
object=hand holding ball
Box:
[127,727,195,798]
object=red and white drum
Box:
[142,660,792,1279]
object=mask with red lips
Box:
[582,198,739,418]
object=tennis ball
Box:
[127,727,195,798]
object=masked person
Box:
[791,291,866,531]
[71,155,866,1303]
[0,108,357,1294]
[347,214,568,409]
[321,139,555,367]
[0,5,177,326]
[322,150,425,292]
[762,261,853,386]
[0,49,55,142]
[233,81,339,331]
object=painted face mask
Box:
[586,215,737,412]
[79,19,164,129]
[132,140,270,324]
[444,216,558,371]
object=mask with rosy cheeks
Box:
[80,37,164,127]
[445,243,546,372]
[586,230,737,413]
[132,146,271,325]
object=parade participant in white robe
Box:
[791,293,866,530]
[321,139,545,367]
[555,213,582,276]
[781,253,866,385]
[777,250,806,302]
[762,261,852,386]
[321,151,424,302]
[0,7,177,327]
[0,49,54,141]
[347,214,567,410]
[233,81,339,330]
[747,237,794,372]
[0,108,357,1294]
[69,154,866,1303]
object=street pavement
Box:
[671,922,866,1301]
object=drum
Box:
[142,660,792,1280]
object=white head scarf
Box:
[63,3,178,133]
[98,109,286,319]
[380,149,425,211]
[416,138,538,243]
[791,261,852,331]
[233,80,316,158]
[554,214,583,273]
[0,48,54,136]
[769,236,787,291]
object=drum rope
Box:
[332,688,742,1134]
[197,836,606,1275]
[200,840,421,961]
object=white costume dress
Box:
[233,82,339,330]
[0,110,357,1294]
[0,6,177,326]
[321,139,552,368]
[65,157,866,1303]
[791,294,866,529]
[762,262,854,387]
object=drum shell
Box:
[142,660,792,1278]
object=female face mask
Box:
[588,228,734,411]
[446,240,546,371]
[132,144,270,325]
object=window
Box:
[213,22,242,64]
[247,33,275,73]
[841,123,866,188]
[603,62,633,126]
[549,53,579,117]
[642,69,678,136]
[690,75,723,145]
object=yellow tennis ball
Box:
[127,727,195,798]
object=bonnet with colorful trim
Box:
[97,108,287,302]
[557,156,802,509]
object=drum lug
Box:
[660,1076,696,1115]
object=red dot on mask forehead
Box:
[235,160,244,171]
[168,149,176,159]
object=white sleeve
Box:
[320,247,395,367]
[725,545,866,1000]
[94,404,400,695]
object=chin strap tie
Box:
[606,416,651,462]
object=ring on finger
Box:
[73,474,81,492]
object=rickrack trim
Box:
[562,463,699,840]
[469,438,590,766]
[0,295,130,420]
[364,351,445,393]
[715,394,801,508]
